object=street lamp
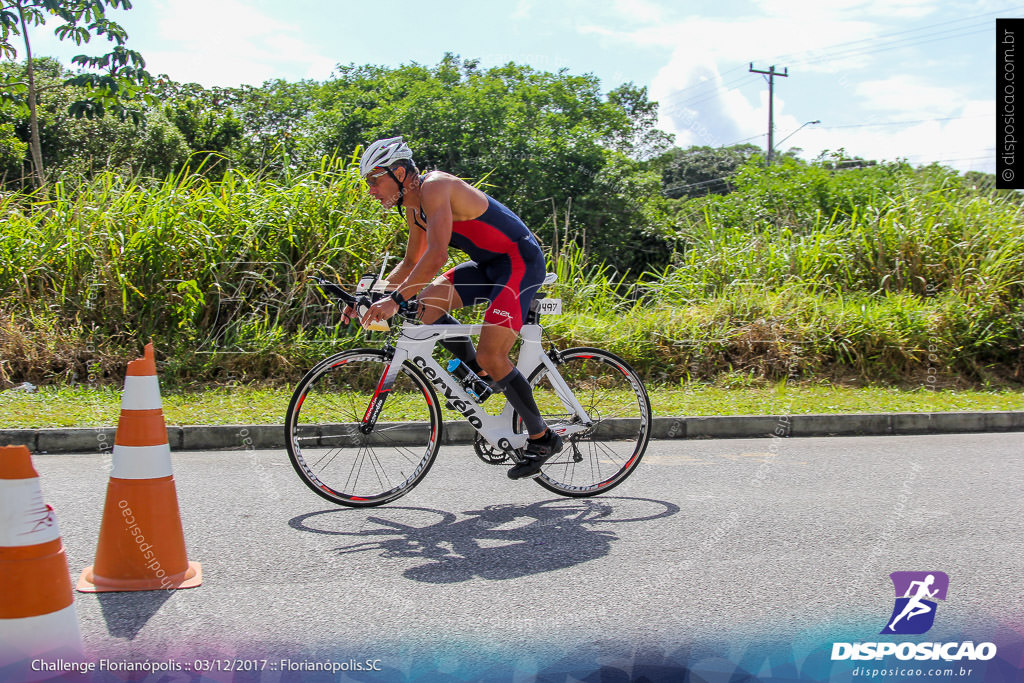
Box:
[773,120,821,160]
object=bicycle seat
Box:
[543,273,558,285]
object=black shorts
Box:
[442,237,545,331]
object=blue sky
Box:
[21,0,1020,173]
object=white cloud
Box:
[511,0,533,21]
[579,12,881,74]
[653,59,747,148]
[643,14,873,150]
[587,1,991,172]
[754,0,937,20]
[858,0,939,19]
[856,76,961,116]
[611,0,665,24]
[143,0,336,86]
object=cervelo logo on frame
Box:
[831,571,997,663]
[881,571,949,635]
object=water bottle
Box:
[447,359,493,402]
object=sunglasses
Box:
[365,169,390,187]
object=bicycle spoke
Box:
[590,437,626,466]
[364,445,391,490]
[530,349,650,497]
[343,445,368,493]
[311,447,345,471]
[372,428,432,466]
[285,350,441,507]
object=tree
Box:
[605,82,672,159]
[302,54,669,238]
[656,144,762,199]
[0,0,150,187]
[156,80,245,175]
[231,78,321,172]
[0,120,25,178]
[0,58,189,180]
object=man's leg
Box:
[475,324,543,436]
[417,276,462,324]
[477,324,562,479]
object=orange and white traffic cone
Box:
[77,342,201,592]
[0,445,83,674]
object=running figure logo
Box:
[881,571,949,635]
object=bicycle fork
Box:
[532,347,594,437]
[359,346,404,434]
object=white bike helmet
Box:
[359,136,414,177]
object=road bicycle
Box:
[284,273,652,507]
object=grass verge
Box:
[1,383,1021,430]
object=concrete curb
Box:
[2,411,1022,454]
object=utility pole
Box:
[749,63,788,164]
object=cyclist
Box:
[353,136,562,480]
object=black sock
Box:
[494,369,546,436]
[528,429,551,443]
[435,314,485,376]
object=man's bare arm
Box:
[385,214,428,286]
[392,179,453,300]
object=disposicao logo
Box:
[831,571,997,662]
[881,571,948,635]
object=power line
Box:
[901,150,995,162]
[662,7,1020,120]
[659,64,748,100]
[697,114,990,152]
[764,6,1024,66]
[826,114,990,130]
[782,22,989,67]
[661,73,759,113]
[785,23,992,68]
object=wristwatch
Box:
[390,290,406,306]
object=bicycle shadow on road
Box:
[288,496,679,583]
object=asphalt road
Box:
[27,433,1024,680]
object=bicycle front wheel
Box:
[527,347,652,497]
[285,349,442,507]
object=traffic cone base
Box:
[77,561,201,592]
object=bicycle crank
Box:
[473,433,512,464]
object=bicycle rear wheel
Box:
[527,347,651,497]
[285,349,442,507]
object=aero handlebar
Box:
[310,275,417,323]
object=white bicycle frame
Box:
[376,321,593,452]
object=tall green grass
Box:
[543,162,1023,385]
[655,174,1024,302]
[0,156,402,384]
[0,157,1021,388]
